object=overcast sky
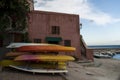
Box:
[34,0,120,45]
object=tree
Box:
[0,0,31,45]
[0,0,30,32]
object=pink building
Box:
[28,11,93,61]
[0,0,93,61]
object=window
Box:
[52,26,60,34]
[34,39,41,43]
[64,40,71,46]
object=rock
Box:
[86,72,94,76]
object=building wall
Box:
[28,11,81,59]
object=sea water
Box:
[88,45,120,49]
[113,54,120,60]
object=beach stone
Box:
[86,72,94,76]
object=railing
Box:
[80,35,94,61]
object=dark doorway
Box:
[0,39,3,47]
[47,41,59,54]
[48,41,59,44]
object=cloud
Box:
[34,0,120,25]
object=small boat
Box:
[93,53,112,58]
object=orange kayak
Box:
[16,45,76,52]
[6,52,31,57]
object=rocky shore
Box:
[93,48,120,54]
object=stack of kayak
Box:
[0,43,75,73]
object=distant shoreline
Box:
[88,45,120,49]
[92,48,120,53]
[89,45,120,53]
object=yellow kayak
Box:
[0,60,67,69]
[14,54,75,62]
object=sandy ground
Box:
[0,58,120,80]
[0,67,64,80]
[66,58,120,80]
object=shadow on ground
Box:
[117,74,120,80]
